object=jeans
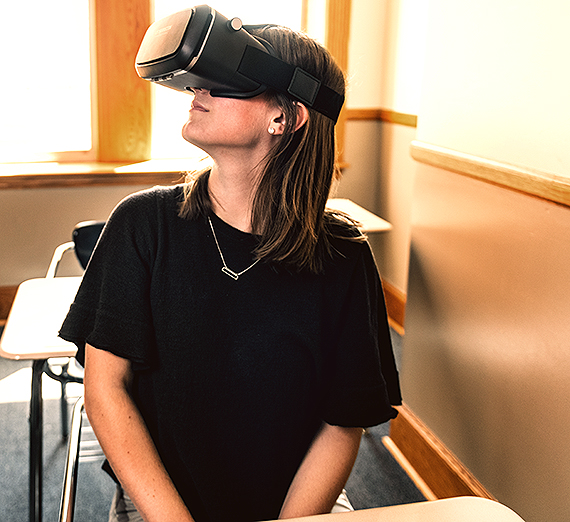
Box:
[108,486,144,522]
[108,485,353,521]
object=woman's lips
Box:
[191,101,208,112]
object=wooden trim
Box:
[0,286,18,325]
[383,280,406,335]
[0,171,184,190]
[0,160,192,190]
[345,109,382,121]
[301,0,309,32]
[411,140,570,209]
[325,0,351,161]
[325,0,351,71]
[346,109,418,128]
[93,0,152,162]
[379,110,417,127]
[390,404,495,500]
[381,436,437,500]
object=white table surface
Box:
[326,199,392,233]
[0,276,81,360]
[280,497,525,522]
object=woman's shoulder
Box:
[109,184,185,219]
[99,185,187,242]
[117,184,184,208]
[322,212,373,269]
[324,211,367,245]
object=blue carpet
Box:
[0,384,115,521]
[345,422,426,509]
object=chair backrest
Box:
[72,221,105,269]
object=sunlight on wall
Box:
[375,0,428,114]
[0,1,91,162]
[151,1,304,160]
[389,0,428,114]
[347,0,386,108]
[416,0,570,176]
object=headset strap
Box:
[238,46,344,123]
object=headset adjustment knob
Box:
[228,17,243,31]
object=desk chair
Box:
[46,220,106,277]
[45,221,105,438]
[0,221,105,522]
[59,396,84,522]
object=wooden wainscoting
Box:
[346,108,418,128]
[386,403,495,500]
[383,280,406,335]
[0,286,18,328]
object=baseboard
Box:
[388,403,495,500]
[0,286,18,326]
[381,435,438,501]
[383,281,406,335]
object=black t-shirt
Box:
[59,185,401,522]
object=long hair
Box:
[179,26,364,273]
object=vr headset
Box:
[135,5,344,123]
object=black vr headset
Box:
[135,5,344,123]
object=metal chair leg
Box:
[58,396,84,522]
[60,362,70,439]
[30,359,45,522]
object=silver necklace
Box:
[208,216,260,280]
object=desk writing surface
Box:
[0,277,81,360]
[275,497,525,522]
[326,199,392,233]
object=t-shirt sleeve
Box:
[322,242,402,428]
[58,189,159,369]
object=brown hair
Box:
[179,26,364,273]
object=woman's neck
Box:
[207,162,262,233]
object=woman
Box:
[60,21,401,522]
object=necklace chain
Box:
[208,216,260,280]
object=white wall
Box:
[346,0,386,108]
[0,185,153,286]
[403,1,570,521]
[416,0,570,176]
[372,122,417,292]
[341,0,426,294]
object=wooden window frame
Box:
[0,0,352,189]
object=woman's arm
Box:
[279,422,363,519]
[83,343,194,522]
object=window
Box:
[0,0,92,162]
[0,0,349,174]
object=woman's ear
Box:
[293,103,309,132]
[268,103,309,136]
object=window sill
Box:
[0,160,196,190]
[1,159,350,190]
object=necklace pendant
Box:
[221,266,240,280]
